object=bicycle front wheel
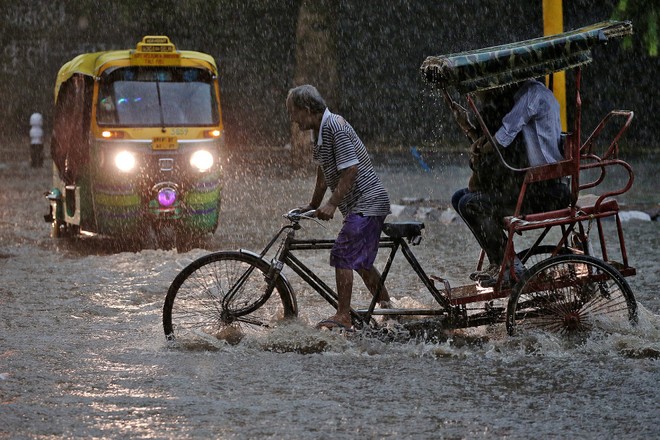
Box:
[506,254,637,337]
[163,251,297,342]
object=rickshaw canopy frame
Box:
[420,20,633,93]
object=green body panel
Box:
[92,176,143,236]
[180,172,222,232]
[90,168,221,237]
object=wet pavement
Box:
[0,150,658,439]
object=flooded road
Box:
[1,151,658,439]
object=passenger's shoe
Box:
[469,264,499,281]
[513,256,526,276]
[479,258,527,288]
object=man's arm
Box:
[317,164,358,220]
[304,165,327,211]
[443,90,479,142]
[495,91,534,148]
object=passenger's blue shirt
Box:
[495,80,563,167]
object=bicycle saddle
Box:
[382,222,425,239]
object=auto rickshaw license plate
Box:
[152,136,178,150]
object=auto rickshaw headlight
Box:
[114,150,137,172]
[190,150,214,172]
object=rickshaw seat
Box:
[505,198,619,227]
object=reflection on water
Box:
[0,156,658,439]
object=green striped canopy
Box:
[421,20,632,93]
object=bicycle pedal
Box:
[430,275,451,298]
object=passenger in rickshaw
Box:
[451,79,571,287]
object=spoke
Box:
[179,320,221,331]
[235,315,272,328]
[586,298,628,315]
[222,262,257,309]
[175,308,219,320]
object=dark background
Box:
[1,0,657,153]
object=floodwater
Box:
[1,149,658,439]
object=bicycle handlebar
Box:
[284,208,318,223]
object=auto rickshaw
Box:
[45,36,224,250]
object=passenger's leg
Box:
[458,191,506,265]
[451,187,470,214]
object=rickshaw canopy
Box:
[54,36,218,101]
[421,20,633,93]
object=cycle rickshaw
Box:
[163,21,638,341]
[45,36,224,250]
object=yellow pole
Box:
[543,0,567,131]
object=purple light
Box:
[158,188,177,207]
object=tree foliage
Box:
[612,0,658,56]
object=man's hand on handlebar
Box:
[297,205,318,215]
[293,202,337,221]
[315,202,337,221]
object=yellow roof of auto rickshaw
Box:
[54,36,218,99]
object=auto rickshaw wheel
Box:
[175,232,207,253]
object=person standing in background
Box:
[29,112,44,167]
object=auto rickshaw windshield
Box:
[96,66,219,127]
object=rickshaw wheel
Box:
[163,251,297,343]
[516,245,575,267]
[506,255,637,337]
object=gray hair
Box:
[287,85,327,114]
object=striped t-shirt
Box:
[314,109,390,217]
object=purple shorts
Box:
[330,214,386,270]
